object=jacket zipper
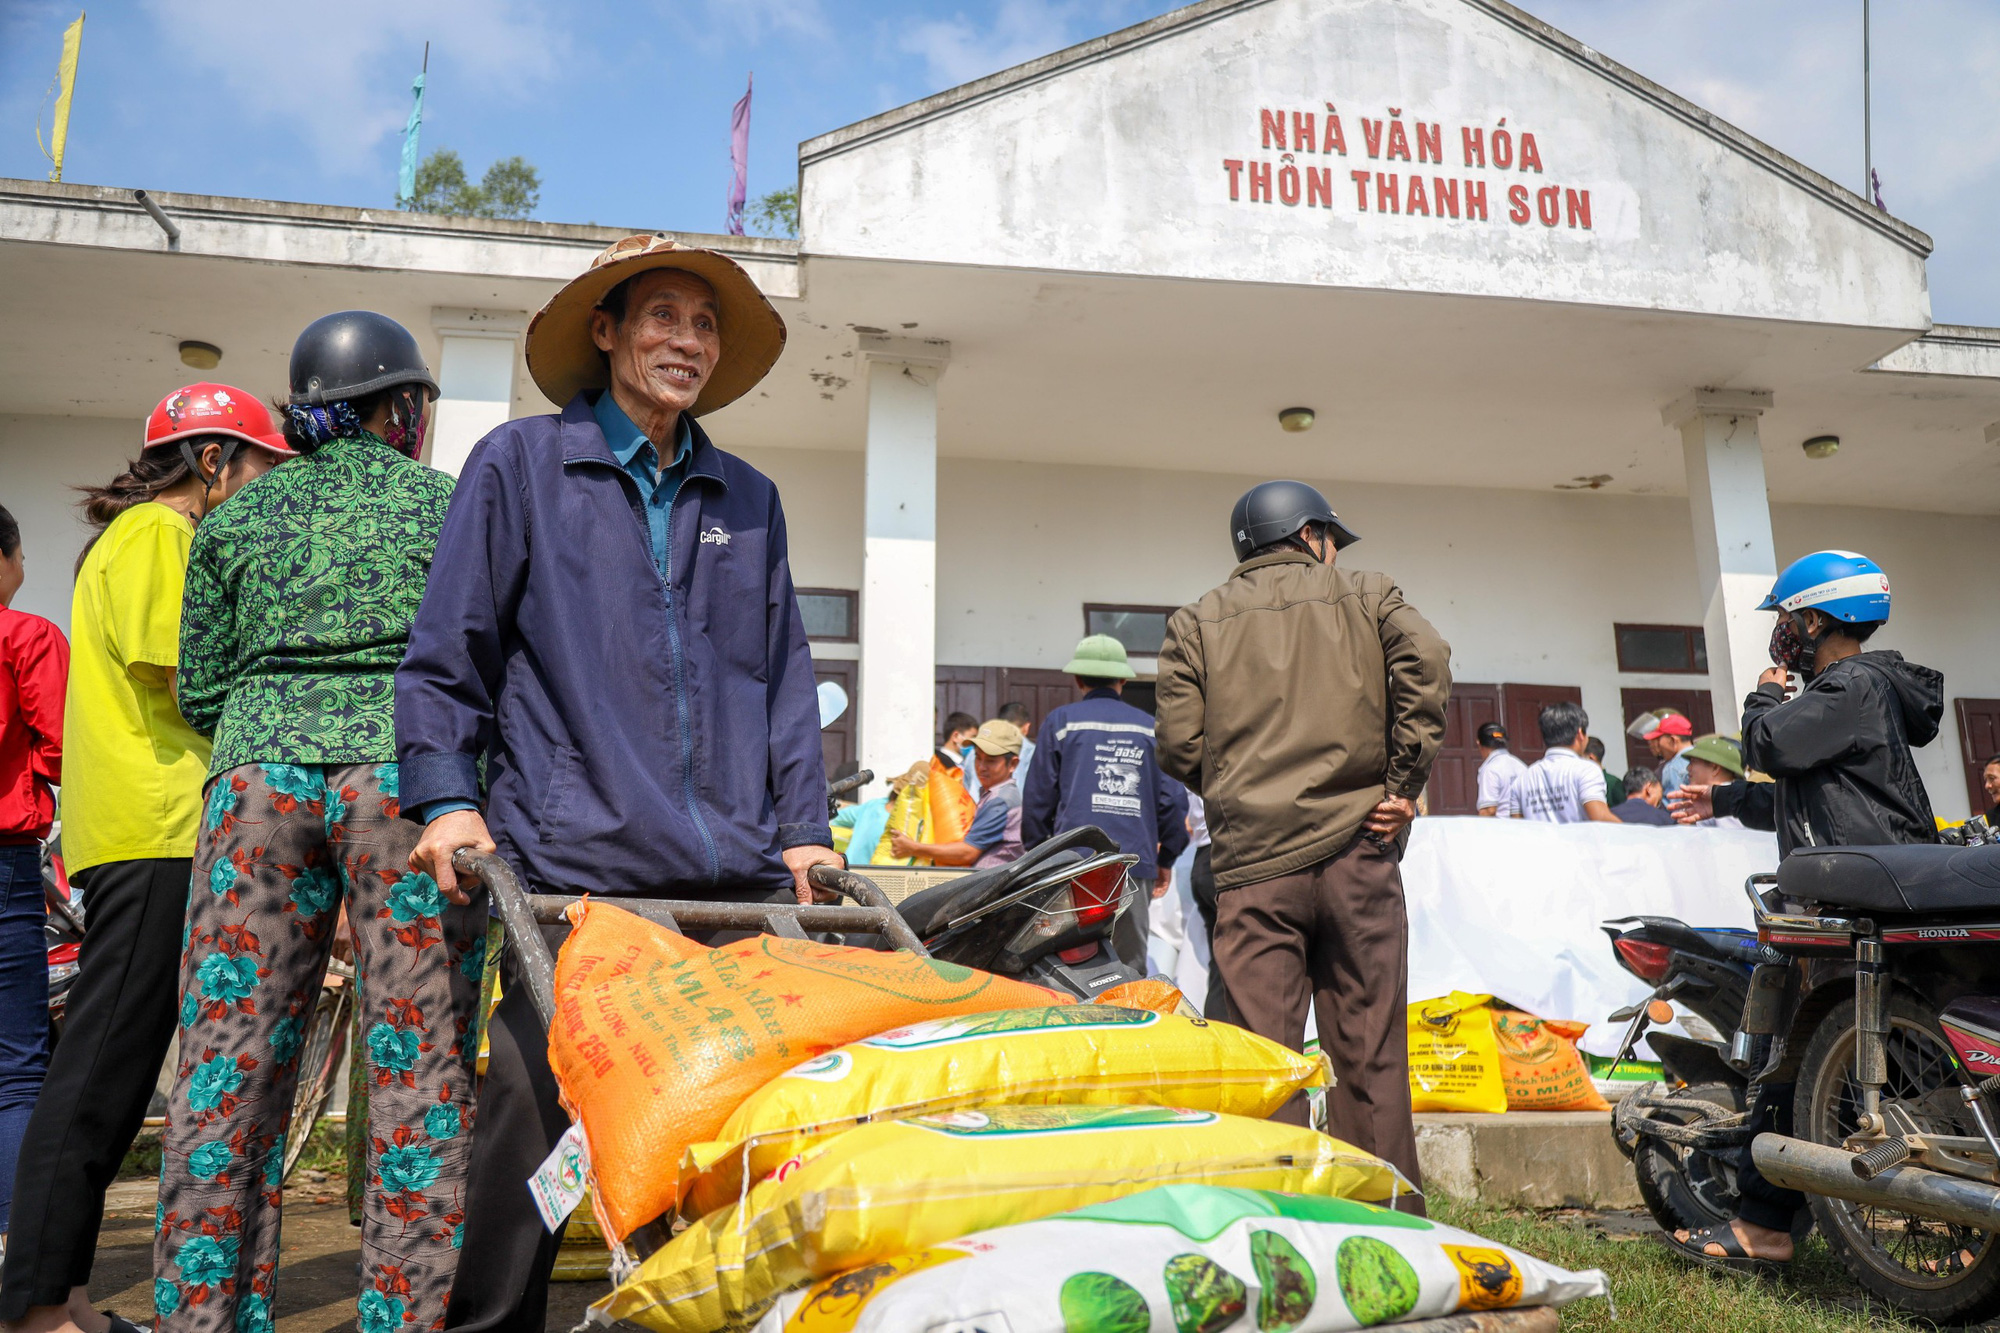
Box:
[659,469,722,886]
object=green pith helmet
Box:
[1684,733,1745,778]
[1063,634,1136,680]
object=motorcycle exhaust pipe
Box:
[1751,1134,2000,1233]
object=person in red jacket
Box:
[0,503,68,1237]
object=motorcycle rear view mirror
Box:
[816,681,849,729]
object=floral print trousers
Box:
[156,762,485,1333]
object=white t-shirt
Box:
[1475,750,1529,812]
[1503,746,1607,823]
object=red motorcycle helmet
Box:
[143,383,294,457]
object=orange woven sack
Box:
[1094,978,1191,1015]
[1492,1007,1611,1111]
[926,753,979,847]
[548,899,1070,1239]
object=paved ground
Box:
[93,1178,613,1333]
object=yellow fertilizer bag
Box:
[1407,992,1506,1114]
[682,1004,1329,1214]
[748,1185,1609,1333]
[598,1104,1407,1333]
[548,901,1067,1240]
[1493,1008,1611,1112]
[868,764,930,866]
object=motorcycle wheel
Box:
[282,959,355,1184]
[1795,994,2000,1324]
[1631,1081,1747,1237]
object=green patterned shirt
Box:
[178,432,456,777]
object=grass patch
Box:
[1431,1194,1924,1333]
[117,1118,349,1179]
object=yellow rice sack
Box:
[598,1104,1407,1333]
[548,901,1065,1239]
[1407,992,1506,1114]
[682,1004,1328,1215]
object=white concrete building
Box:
[4,0,1999,817]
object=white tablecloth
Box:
[1404,816,1773,1053]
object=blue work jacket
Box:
[395,394,830,896]
[1019,687,1189,878]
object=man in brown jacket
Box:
[1155,480,1450,1202]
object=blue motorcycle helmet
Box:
[1758,550,1892,624]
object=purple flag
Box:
[1870,167,1885,210]
[727,73,751,235]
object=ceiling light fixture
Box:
[1278,406,1315,433]
[178,340,222,370]
[1801,434,1840,460]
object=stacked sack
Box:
[1406,991,1610,1114]
[548,902,1605,1332]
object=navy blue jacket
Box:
[1020,687,1189,878]
[395,395,830,896]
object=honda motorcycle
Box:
[1738,840,2000,1323]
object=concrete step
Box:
[1415,1110,1641,1210]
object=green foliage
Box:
[749,186,799,238]
[407,148,542,221]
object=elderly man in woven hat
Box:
[394,236,838,1333]
[1019,634,1189,971]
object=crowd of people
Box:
[0,223,1985,1320]
[1471,701,1761,829]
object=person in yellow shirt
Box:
[0,386,289,1333]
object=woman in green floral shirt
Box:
[157,312,480,1333]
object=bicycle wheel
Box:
[284,958,355,1183]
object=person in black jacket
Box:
[1665,550,1942,1271]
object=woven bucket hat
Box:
[525,234,786,415]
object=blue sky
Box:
[4,0,1997,321]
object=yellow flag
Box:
[39,12,86,183]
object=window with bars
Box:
[1614,623,1708,675]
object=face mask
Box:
[382,387,429,459]
[1769,613,1817,676]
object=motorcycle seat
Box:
[1778,843,2000,915]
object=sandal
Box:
[1663,1224,1787,1278]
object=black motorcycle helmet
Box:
[288,311,440,407]
[1230,480,1360,562]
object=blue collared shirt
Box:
[594,389,693,584]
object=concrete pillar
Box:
[1665,388,1778,734]
[428,307,526,477]
[855,334,951,791]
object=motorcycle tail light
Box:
[1071,863,1126,929]
[1614,937,1674,983]
[1057,941,1101,965]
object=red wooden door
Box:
[1957,698,2000,814]
[1427,683,1502,815]
[1501,683,1585,763]
[934,666,997,743]
[1618,688,1718,773]
[996,668,1077,744]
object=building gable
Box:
[801,0,1930,331]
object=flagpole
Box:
[1862,0,1872,202]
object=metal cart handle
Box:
[450,850,926,1029]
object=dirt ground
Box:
[92,1179,613,1333]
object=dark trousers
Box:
[0,858,187,1316]
[0,843,50,1233]
[1736,1081,1804,1232]
[445,889,795,1333]
[1210,836,1425,1212]
[1111,876,1155,973]
[1187,845,1237,1024]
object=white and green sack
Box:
[750,1183,1608,1332]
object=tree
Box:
[748,186,798,239]
[406,148,542,221]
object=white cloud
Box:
[898,0,1130,90]
[131,0,567,179]
[686,0,831,45]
